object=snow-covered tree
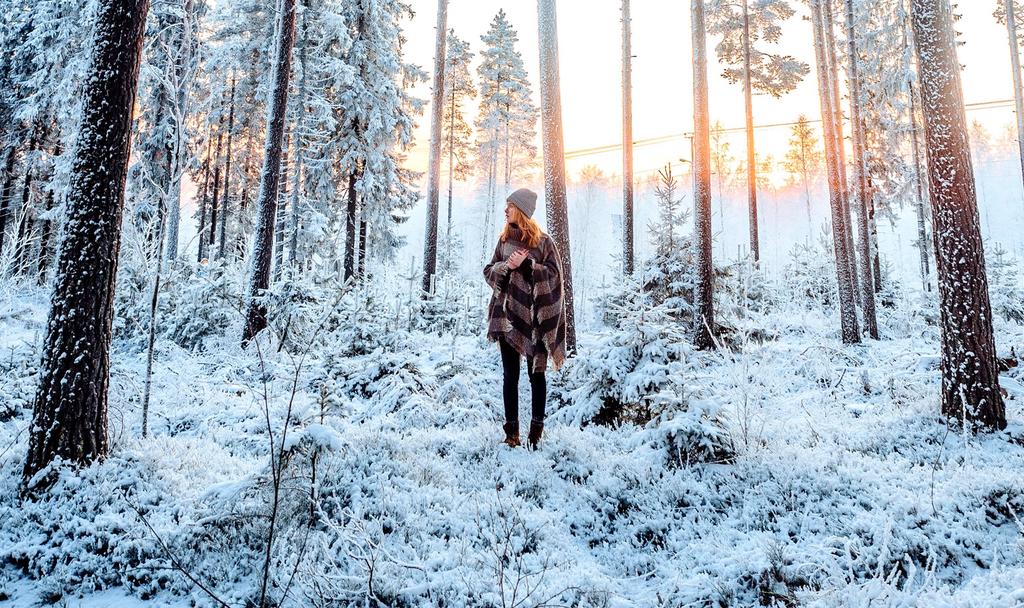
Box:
[842,0,879,339]
[337,0,425,281]
[809,0,859,344]
[475,10,538,251]
[692,0,715,350]
[995,0,1024,190]
[440,30,475,271]
[707,0,808,264]
[538,0,576,353]
[0,0,97,272]
[421,0,448,294]
[131,0,203,263]
[910,0,1005,430]
[622,0,635,275]
[23,0,150,490]
[783,114,822,231]
[242,0,297,343]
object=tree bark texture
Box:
[910,0,1006,429]
[844,0,879,339]
[22,0,150,489]
[538,0,577,353]
[692,0,715,350]
[622,0,635,275]
[241,0,297,344]
[811,0,860,344]
[741,0,760,264]
[421,0,448,295]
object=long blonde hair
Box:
[501,205,543,248]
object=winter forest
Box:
[1,0,1024,605]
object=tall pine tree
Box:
[23,0,150,490]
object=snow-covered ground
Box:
[1,269,1023,607]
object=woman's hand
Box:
[507,248,529,269]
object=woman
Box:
[483,187,567,450]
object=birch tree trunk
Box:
[538,0,577,353]
[22,0,150,490]
[910,0,1005,430]
[692,0,715,350]
[421,0,448,295]
[241,0,297,344]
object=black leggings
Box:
[499,338,546,423]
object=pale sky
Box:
[399,1,1019,183]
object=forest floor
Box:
[1,279,1023,607]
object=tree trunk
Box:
[344,168,358,281]
[273,128,289,283]
[358,219,368,279]
[35,188,55,284]
[741,0,759,264]
[421,0,448,295]
[209,110,225,254]
[823,0,858,300]
[289,2,308,267]
[446,83,455,270]
[622,0,635,275]
[35,142,61,283]
[811,0,860,344]
[13,130,39,274]
[538,0,577,353]
[241,0,297,344]
[844,0,879,339]
[692,0,715,350]
[1006,0,1024,194]
[0,147,17,261]
[141,186,167,439]
[22,0,150,490]
[909,74,932,292]
[196,132,212,263]
[910,0,1005,430]
[218,76,236,260]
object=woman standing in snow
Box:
[483,188,567,450]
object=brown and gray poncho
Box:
[483,228,567,374]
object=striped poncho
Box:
[483,228,567,374]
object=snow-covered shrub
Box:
[554,279,691,427]
[988,242,1024,325]
[410,275,487,337]
[158,263,243,351]
[641,166,696,320]
[319,287,406,357]
[113,260,242,352]
[782,238,836,309]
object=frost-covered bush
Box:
[410,275,487,337]
[158,264,243,351]
[113,260,242,352]
[782,238,836,309]
[555,279,691,427]
[988,242,1024,325]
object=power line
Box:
[563,98,1017,160]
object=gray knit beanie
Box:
[506,188,538,219]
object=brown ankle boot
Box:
[502,421,521,448]
[528,419,544,450]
